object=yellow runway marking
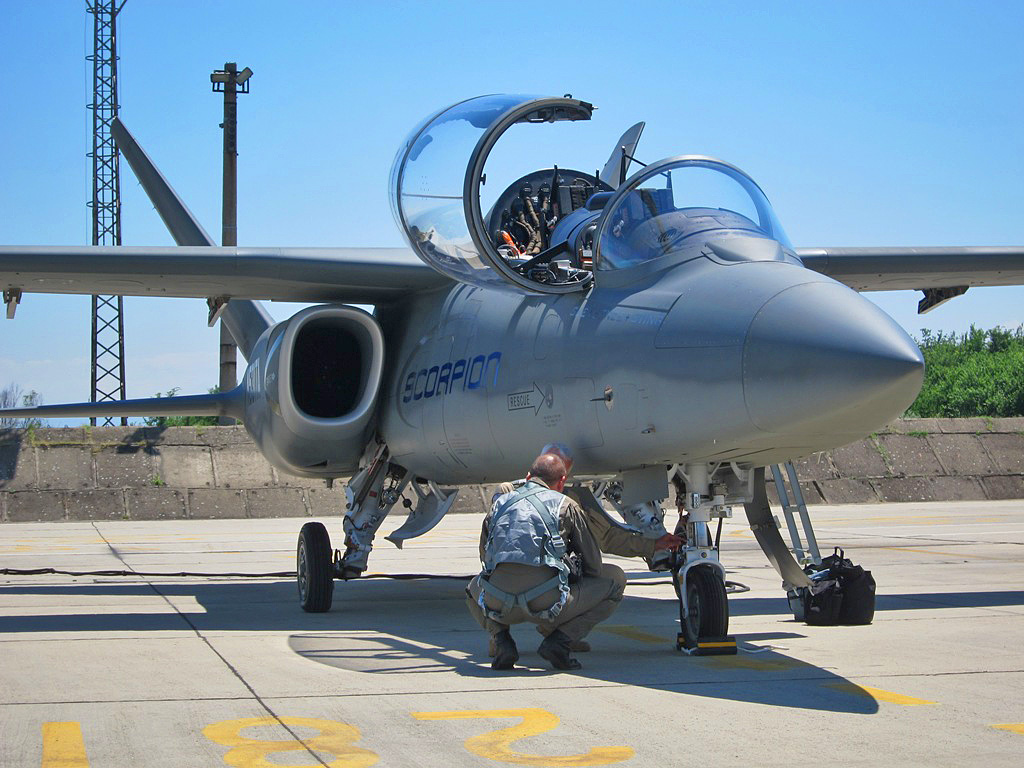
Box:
[596,625,666,644]
[413,708,634,765]
[203,716,379,767]
[992,723,1024,735]
[42,722,89,767]
[825,683,937,706]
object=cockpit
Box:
[390,94,792,294]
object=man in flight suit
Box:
[545,442,677,570]
[466,453,680,671]
[542,442,680,567]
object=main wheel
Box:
[297,522,334,612]
[678,565,729,648]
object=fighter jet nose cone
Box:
[743,282,924,435]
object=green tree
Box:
[143,387,222,427]
[908,326,1024,417]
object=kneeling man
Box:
[467,453,626,671]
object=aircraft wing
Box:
[0,245,450,305]
[796,246,1024,292]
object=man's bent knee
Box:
[600,563,627,600]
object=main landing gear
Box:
[297,521,334,612]
[295,441,459,613]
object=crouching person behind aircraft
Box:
[466,454,611,670]
[542,443,680,568]
[468,453,670,671]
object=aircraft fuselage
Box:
[379,246,925,484]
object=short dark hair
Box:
[529,453,566,485]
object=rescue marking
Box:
[597,625,666,644]
[992,723,1024,735]
[825,683,937,706]
[203,716,379,768]
[42,722,89,768]
[507,382,554,414]
[412,708,634,766]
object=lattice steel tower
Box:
[87,1,127,426]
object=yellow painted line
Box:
[42,722,89,767]
[826,683,937,706]
[413,708,634,765]
[992,723,1024,734]
[596,625,666,644]
[203,716,379,766]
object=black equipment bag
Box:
[803,579,844,625]
[802,548,876,625]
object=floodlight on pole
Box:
[211,61,251,423]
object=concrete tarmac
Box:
[1,500,1022,767]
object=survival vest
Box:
[477,481,571,621]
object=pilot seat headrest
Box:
[585,191,614,211]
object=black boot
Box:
[491,630,519,670]
[535,625,590,651]
[538,629,582,670]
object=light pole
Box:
[210,62,252,424]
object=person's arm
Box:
[578,496,683,558]
[478,512,490,563]
[587,508,659,558]
[562,499,603,577]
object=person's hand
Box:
[654,532,684,551]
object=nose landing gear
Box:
[674,564,729,649]
[671,463,737,655]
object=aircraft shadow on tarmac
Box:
[8,577,1021,713]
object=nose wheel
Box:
[673,564,732,653]
[297,522,334,612]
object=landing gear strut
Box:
[672,463,736,655]
[294,440,460,612]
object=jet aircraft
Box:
[3,94,1024,645]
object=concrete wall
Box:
[1,419,1023,523]
[784,417,1024,505]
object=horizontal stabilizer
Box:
[0,388,244,421]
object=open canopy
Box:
[390,94,597,294]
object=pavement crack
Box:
[88,523,332,767]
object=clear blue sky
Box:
[1,1,1022,423]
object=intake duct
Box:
[243,305,385,477]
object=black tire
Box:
[679,565,729,647]
[297,522,334,612]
